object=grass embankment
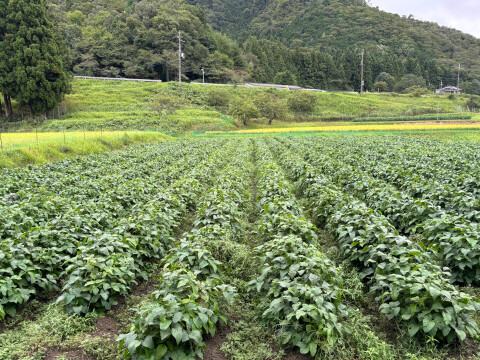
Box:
[4,80,475,135]
[0,132,171,168]
[8,81,235,135]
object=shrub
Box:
[466,96,480,110]
[373,81,388,92]
[206,88,231,108]
[394,74,426,93]
[228,97,259,125]
[254,94,288,125]
[406,86,431,97]
[150,95,181,118]
[287,92,317,113]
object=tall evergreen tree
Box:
[0,0,13,117]
[6,0,69,115]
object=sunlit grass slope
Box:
[0,132,171,168]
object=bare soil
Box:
[446,338,479,360]
[45,348,93,360]
[283,352,313,360]
[90,315,120,341]
[200,326,231,360]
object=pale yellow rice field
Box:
[0,131,141,150]
[209,123,480,135]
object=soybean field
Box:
[1,136,480,360]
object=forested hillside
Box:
[48,0,247,83]
[45,0,480,94]
[188,0,480,92]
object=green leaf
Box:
[408,323,420,337]
[172,324,183,344]
[455,328,467,341]
[127,339,142,354]
[423,317,436,334]
[142,335,154,349]
[160,319,172,330]
[156,344,168,359]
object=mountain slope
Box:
[188,0,480,81]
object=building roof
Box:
[438,86,462,91]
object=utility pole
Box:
[165,60,169,82]
[178,31,183,89]
[201,67,205,84]
[457,63,461,105]
[360,49,365,96]
[437,99,440,121]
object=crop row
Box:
[0,141,192,239]
[308,136,480,213]
[268,139,480,343]
[0,140,226,320]
[310,137,480,222]
[352,113,472,122]
[118,141,252,359]
[248,141,346,356]
[280,138,480,285]
[305,136,480,200]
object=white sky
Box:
[368,0,480,38]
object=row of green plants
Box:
[0,142,194,319]
[310,136,480,222]
[353,113,472,122]
[0,140,226,320]
[118,141,253,359]
[268,139,480,343]
[331,136,480,198]
[248,142,347,356]
[57,140,240,315]
[287,137,480,285]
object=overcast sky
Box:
[368,0,480,38]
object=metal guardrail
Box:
[74,76,359,94]
[73,76,163,83]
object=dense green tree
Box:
[50,0,244,83]
[373,81,388,92]
[375,72,395,91]
[254,91,287,125]
[273,71,297,86]
[394,74,426,93]
[0,0,13,117]
[4,0,69,116]
[229,97,259,125]
[287,91,317,113]
[463,80,480,95]
[42,0,480,93]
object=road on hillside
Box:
[73,76,358,94]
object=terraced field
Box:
[1,136,480,360]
